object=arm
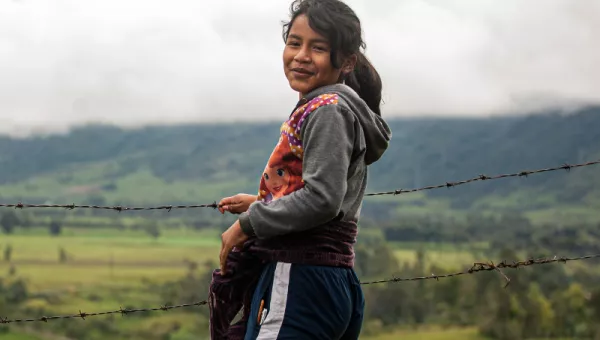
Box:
[238,104,355,239]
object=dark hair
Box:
[282,0,383,116]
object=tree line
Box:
[354,237,600,339]
[2,236,600,339]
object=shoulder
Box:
[290,93,354,139]
[304,92,356,119]
[293,93,341,122]
[297,93,357,142]
[303,93,355,123]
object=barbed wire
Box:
[0,201,219,212]
[0,301,208,324]
[360,253,600,287]
[2,252,598,324]
[365,159,600,196]
[0,159,598,212]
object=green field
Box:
[1,226,485,291]
[2,326,573,340]
[1,227,221,292]
[393,248,479,269]
[1,327,487,340]
[363,327,485,340]
[0,163,253,206]
[0,332,42,340]
[0,226,495,339]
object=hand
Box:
[219,220,249,275]
[218,193,258,214]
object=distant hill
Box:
[1,106,599,224]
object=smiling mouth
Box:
[272,186,282,192]
[291,67,314,76]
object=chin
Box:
[288,80,315,96]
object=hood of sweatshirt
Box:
[301,83,392,165]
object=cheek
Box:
[315,57,338,81]
[283,49,294,66]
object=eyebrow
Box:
[289,34,329,45]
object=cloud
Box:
[0,0,598,136]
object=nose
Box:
[293,45,311,63]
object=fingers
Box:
[219,203,241,214]
[219,220,249,276]
[218,193,256,214]
[218,195,238,214]
[219,195,249,214]
[226,203,246,214]
[220,241,232,275]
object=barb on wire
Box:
[2,253,599,324]
[360,253,600,286]
[1,159,598,212]
[0,301,208,324]
[365,159,600,196]
[0,159,598,212]
[0,202,219,212]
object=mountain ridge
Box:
[0,106,599,223]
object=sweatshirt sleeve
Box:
[238,104,355,239]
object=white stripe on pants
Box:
[256,262,291,340]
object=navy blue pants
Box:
[243,262,365,339]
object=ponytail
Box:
[345,52,382,116]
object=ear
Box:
[341,54,358,75]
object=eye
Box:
[313,45,327,52]
[263,173,269,180]
[277,169,285,177]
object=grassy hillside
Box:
[3,108,600,339]
[2,225,595,340]
[0,106,599,223]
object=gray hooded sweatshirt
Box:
[239,83,392,239]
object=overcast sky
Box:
[0,0,599,136]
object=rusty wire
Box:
[0,202,218,211]
[0,301,208,324]
[2,252,599,324]
[365,159,600,196]
[360,253,600,287]
[0,159,598,212]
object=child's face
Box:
[283,14,343,97]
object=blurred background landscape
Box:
[1,106,600,339]
[2,0,600,338]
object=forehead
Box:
[289,14,329,44]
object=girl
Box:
[210,0,391,339]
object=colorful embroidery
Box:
[257,93,339,203]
